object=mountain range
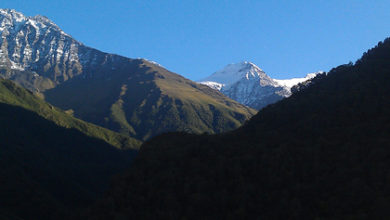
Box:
[89,38,390,219]
[0,9,255,218]
[0,9,256,141]
[199,61,319,109]
[2,8,390,220]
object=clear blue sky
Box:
[2,0,390,80]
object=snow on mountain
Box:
[0,9,132,92]
[0,8,318,110]
[0,9,81,73]
[139,58,165,68]
[200,61,280,88]
[199,81,224,91]
[274,72,321,89]
[200,61,262,85]
[0,9,257,142]
[199,62,319,109]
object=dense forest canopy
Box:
[87,38,390,219]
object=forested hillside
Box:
[0,80,138,219]
[89,38,390,219]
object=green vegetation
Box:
[44,59,256,141]
[0,79,141,149]
[0,77,145,220]
[0,103,138,220]
[0,68,56,92]
[89,38,390,219]
[0,79,140,219]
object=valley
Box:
[1,7,389,220]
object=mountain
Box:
[0,79,138,219]
[199,61,318,109]
[0,9,85,92]
[0,9,256,141]
[0,78,141,149]
[45,59,257,141]
[89,38,390,219]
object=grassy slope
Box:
[0,79,141,149]
[149,62,256,125]
[44,59,256,141]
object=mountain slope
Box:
[0,80,139,219]
[0,78,141,149]
[0,9,84,91]
[0,103,138,220]
[0,9,256,140]
[90,39,390,219]
[44,59,256,140]
[199,61,318,109]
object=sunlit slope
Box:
[45,59,256,141]
[0,79,141,149]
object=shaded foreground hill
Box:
[0,80,138,219]
[89,39,390,219]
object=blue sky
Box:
[2,0,390,80]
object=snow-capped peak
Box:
[31,15,61,30]
[0,9,27,30]
[199,62,323,110]
[0,9,69,37]
[199,61,270,86]
[0,9,25,20]
[0,8,82,77]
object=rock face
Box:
[0,9,256,141]
[0,9,79,91]
[199,61,319,109]
[0,9,132,92]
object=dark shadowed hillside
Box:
[0,80,139,219]
[0,103,138,220]
[88,38,390,219]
